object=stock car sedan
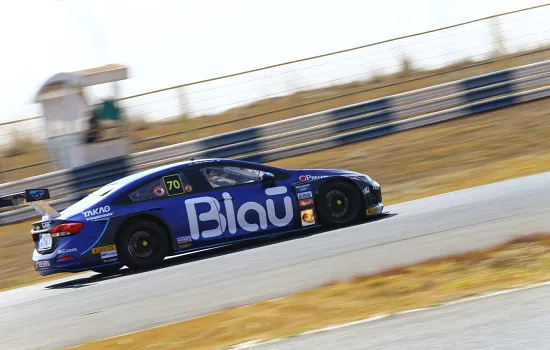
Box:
[1,158,384,275]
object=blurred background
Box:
[1,0,549,183]
[3,2,550,349]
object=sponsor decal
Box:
[42,221,51,229]
[176,236,193,249]
[295,184,311,193]
[184,184,193,193]
[57,248,78,254]
[153,186,166,197]
[297,191,313,200]
[162,174,185,196]
[301,209,316,226]
[366,207,379,215]
[363,187,370,194]
[102,257,119,264]
[100,250,117,259]
[299,175,329,182]
[185,186,294,239]
[83,206,112,221]
[92,244,117,254]
[177,236,192,244]
[36,260,50,268]
[299,198,314,207]
[29,189,46,200]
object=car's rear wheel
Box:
[316,180,363,227]
[118,220,169,270]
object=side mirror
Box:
[261,172,276,186]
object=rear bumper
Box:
[32,250,84,275]
[32,249,119,276]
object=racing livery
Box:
[0,158,384,276]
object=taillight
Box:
[48,223,84,238]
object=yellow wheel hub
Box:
[337,200,343,205]
[142,241,149,247]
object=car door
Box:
[125,168,225,251]
[193,163,298,240]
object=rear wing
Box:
[0,189,59,218]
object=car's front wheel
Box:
[118,220,169,270]
[315,180,363,227]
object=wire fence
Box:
[2,3,550,183]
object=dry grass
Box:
[269,98,550,204]
[3,47,549,182]
[2,97,550,291]
[69,233,550,350]
[0,221,76,291]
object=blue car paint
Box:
[30,158,383,275]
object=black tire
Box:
[117,220,169,270]
[92,264,123,276]
[315,180,363,227]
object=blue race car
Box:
[0,158,383,276]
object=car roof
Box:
[110,158,277,186]
[110,158,217,185]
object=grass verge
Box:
[2,97,550,291]
[69,233,550,350]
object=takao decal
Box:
[82,206,112,221]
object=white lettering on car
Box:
[185,186,294,239]
[82,206,112,221]
[297,191,313,200]
[185,197,224,240]
[36,261,50,268]
[299,175,329,182]
[57,248,78,254]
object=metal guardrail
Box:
[1,60,550,224]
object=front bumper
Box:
[365,203,384,216]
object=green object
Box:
[97,99,122,121]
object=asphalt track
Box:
[1,171,550,350]
[254,283,550,350]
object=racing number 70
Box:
[165,180,181,190]
[162,174,185,196]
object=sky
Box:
[1,0,549,125]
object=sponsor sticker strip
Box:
[92,244,117,254]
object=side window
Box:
[129,171,194,202]
[201,166,264,188]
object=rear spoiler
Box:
[0,189,59,218]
